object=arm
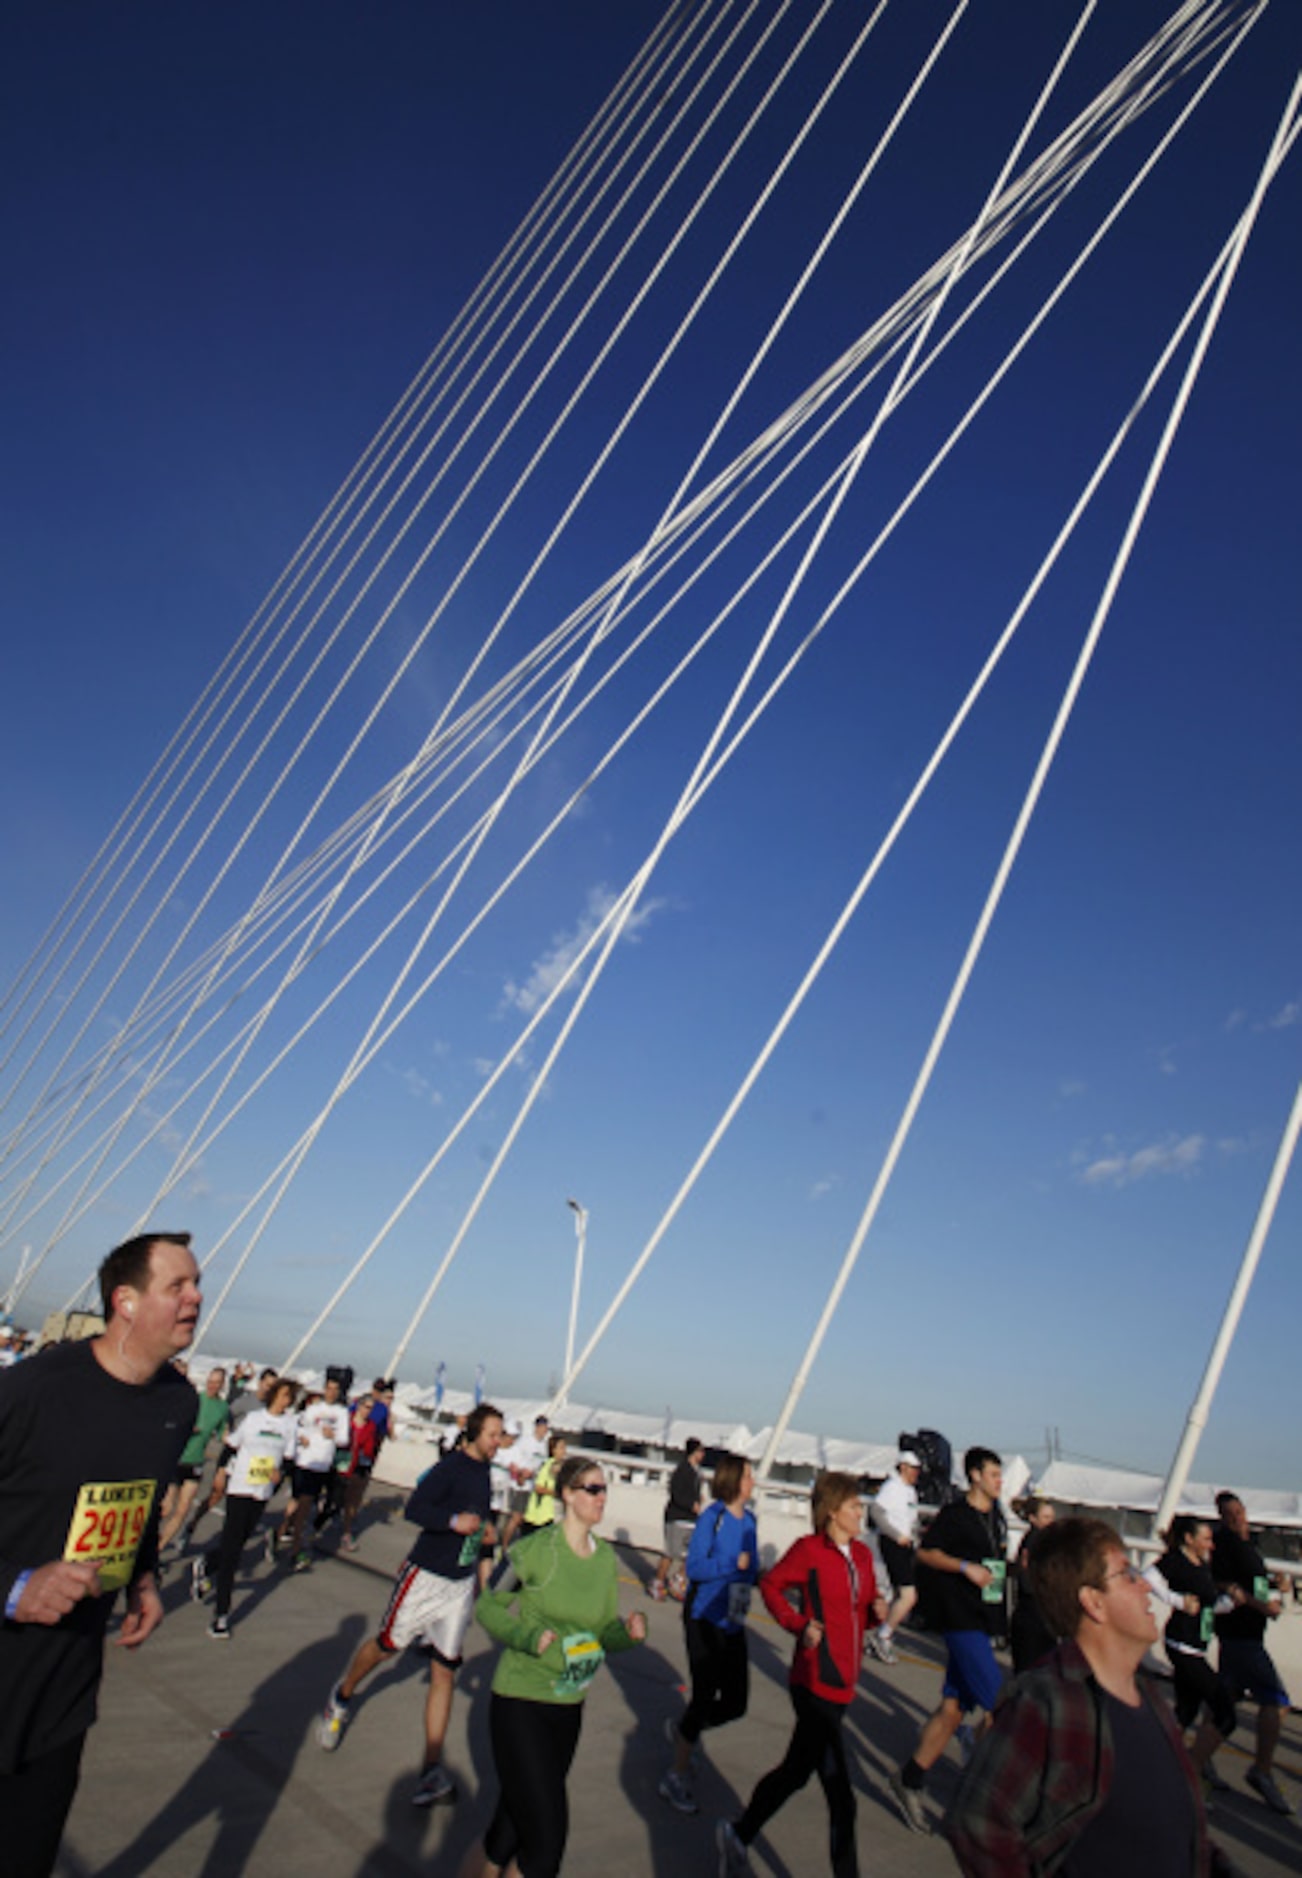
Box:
[759,1540,815,1640]
[946,1685,1050,1878]
[918,1543,993,1591]
[406,1456,477,1535]
[475,1548,549,1656]
[1143,1563,1192,1613]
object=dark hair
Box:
[267,1376,297,1413]
[1166,1514,1211,1549]
[685,1438,704,1459]
[1215,1490,1241,1516]
[811,1470,861,1536]
[465,1402,502,1445]
[964,1445,1002,1482]
[556,1454,604,1500]
[1029,1516,1121,1640]
[259,1367,277,1383]
[547,1432,567,1458]
[711,1452,749,1505]
[98,1232,192,1319]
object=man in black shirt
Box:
[653,1437,704,1601]
[1212,1489,1293,1815]
[890,1445,1007,1834]
[0,1231,200,1878]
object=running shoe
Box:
[889,1769,931,1835]
[318,1683,351,1752]
[866,1630,898,1665]
[1202,1759,1231,1793]
[291,1550,313,1574]
[714,1819,751,1876]
[340,1533,360,1553]
[1246,1766,1294,1815]
[650,1581,667,1602]
[189,1559,211,1603]
[412,1763,458,1807]
[208,1617,231,1641]
[664,1714,702,1769]
[659,1770,698,1815]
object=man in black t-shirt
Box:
[0,1231,200,1878]
[1212,1490,1293,1815]
[653,1438,704,1601]
[889,1445,1008,1835]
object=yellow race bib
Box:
[246,1453,277,1486]
[63,1479,156,1592]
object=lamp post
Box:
[562,1198,588,1401]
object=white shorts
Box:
[377,1562,475,1666]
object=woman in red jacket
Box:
[716,1471,886,1878]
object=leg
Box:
[810,1699,858,1878]
[424,1658,456,1768]
[1255,1701,1282,1774]
[212,1495,264,1619]
[159,1478,198,1551]
[735,1687,825,1844]
[484,1690,582,1878]
[913,1695,964,1771]
[0,1733,86,1878]
[886,1583,918,1634]
[339,1636,390,1700]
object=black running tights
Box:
[483,1692,582,1878]
[681,1615,749,1743]
[206,1491,265,1618]
[737,1684,858,1878]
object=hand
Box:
[1265,1597,1283,1619]
[737,1552,751,1572]
[1229,1585,1247,1606]
[1184,1595,1200,1616]
[801,1619,824,1651]
[626,1610,647,1643]
[965,1563,994,1591]
[13,1560,102,1625]
[451,1513,483,1536]
[871,1598,889,1623]
[116,1574,164,1648]
[536,1628,558,1655]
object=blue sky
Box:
[2,1,1299,1488]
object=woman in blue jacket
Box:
[660,1451,758,1814]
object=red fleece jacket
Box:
[761,1531,879,1704]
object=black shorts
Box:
[879,1535,916,1589]
[290,1466,332,1502]
[171,1461,202,1486]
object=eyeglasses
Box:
[1101,1562,1144,1587]
[575,1482,608,1496]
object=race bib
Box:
[1200,1606,1215,1645]
[63,1479,155,1592]
[727,1582,753,1625]
[246,1453,277,1487]
[457,1527,482,1567]
[1253,1574,1271,1605]
[981,1558,1007,1604]
[553,1630,604,1699]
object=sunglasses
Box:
[574,1482,608,1496]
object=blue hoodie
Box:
[684,1501,759,1631]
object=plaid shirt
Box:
[945,1639,1233,1877]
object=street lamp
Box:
[562,1198,588,1401]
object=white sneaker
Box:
[318,1683,351,1752]
[889,1769,931,1835]
[867,1629,898,1664]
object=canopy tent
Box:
[1032,1459,1302,1530]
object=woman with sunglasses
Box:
[476,1455,647,1876]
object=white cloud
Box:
[500,884,667,1017]
[1223,1008,1246,1034]
[1076,1133,1206,1188]
[1057,1078,1086,1100]
[1265,999,1300,1031]
[809,1175,838,1201]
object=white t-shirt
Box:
[872,1472,919,1545]
[294,1400,351,1473]
[510,1432,547,1487]
[227,1409,297,1501]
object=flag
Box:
[433,1361,446,1410]
[474,1363,486,1406]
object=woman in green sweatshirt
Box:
[476,1454,647,1875]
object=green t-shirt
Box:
[476,1525,639,1705]
[180,1392,230,1469]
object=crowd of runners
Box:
[0,1232,1298,1878]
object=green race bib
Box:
[1253,1574,1271,1605]
[1200,1606,1214,1646]
[552,1630,604,1699]
[458,1527,482,1567]
[981,1558,1007,1604]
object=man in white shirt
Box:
[275,1376,350,1569]
[500,1413,549,1548]
[867,1449,922,1664]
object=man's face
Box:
[900,1462,920,1487]
[470,1414,505,1461]
[325,1379,341,1404]
[125,1240,202,1363]
[971,1460,1003,1502]
[1223,1499,1249,1540]
[1092,1546,1158,1649]
[205,1368,225,1397]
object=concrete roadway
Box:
[57,1492,1302,1877]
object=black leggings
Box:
[681,1615,749,1743]
[483,1692,583,1878]
[205,1492,265,1618]
[0,1732,85,1878]
[1172,1649,1236,1737]
[737,1685,857,1878]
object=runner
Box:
[501,1412,550,1549]
[190,1375,297,1638]
[1212,1489,1294,1815]
[182,1365,277,1550]
[475,1455,647,1876]
[654,1438,704,1602]
[866,1448,922,1664]
[0,1231,200,1878]
[158,1364,228,1553]
[317,1401,505,1806]
[1144,1515,1237,1791]
[521,1432,567,1534]
[1009,1495,1057,1674]
[889,1445,1008,1835]
[275,1375,350,1570]
[715,1470,885,1877]
[337,1391,379,1552]
[661,1451,758,1816]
